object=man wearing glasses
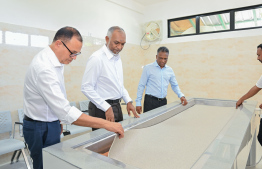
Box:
[81,26,140,131]
[23,27,124,169]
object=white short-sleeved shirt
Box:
[23,46,82,124]
[256,76,262,88]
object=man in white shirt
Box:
[236,43,262,146]
[23,27,124,169]
[81,26,140,130]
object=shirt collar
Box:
[47,46,63,67]
[102,44,120,60]
[154,60,167,68]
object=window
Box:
[168,4,262,38]
[5,31,28,46]
[200,13,230,33]
[235,7,262,29]
[0,31,2,44]
[31,35,49,48]
[93,38,103,45]
[169,18,196,36]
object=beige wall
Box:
[144,36,262,104]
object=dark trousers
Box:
[88,101,123,131]
[144,94,167,113]
[258,118,262,146]
[23,119,61,169]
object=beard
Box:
[113,50,121,54]
[259,59,262,63]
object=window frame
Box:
[168,4,262,38]
[168,16,198,37]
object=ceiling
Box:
[132,0,169,6]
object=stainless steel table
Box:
[43,98,259,169]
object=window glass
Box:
[169,18,196,36]
[31,35,49,48]
[168,5,262,38]
[200,13,230,33]
[235,7,262,29]
[0,31,2,44]
[5,31,28,46]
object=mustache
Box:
[115,50,120,53]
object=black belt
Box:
[106,99,121,104]
[146,94,166,101]
[24,115,37,122]
[24,115,58,123]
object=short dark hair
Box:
[258,44,262,49]
[157,46,169,54]
[53,26,82,43]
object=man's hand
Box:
[136,106,142,114]
[105,107,115,122]
[180,97,188,106]
[236,86,261,109]
[104,122,124,139]
[127,102,140,118]
[236,99,244,109]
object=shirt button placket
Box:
[114,58,121,95]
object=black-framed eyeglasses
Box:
[61,41,81,57]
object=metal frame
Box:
[0,111,31,169]
[168,4,262,38]
[43,98,258,169]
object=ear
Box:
[105,36,109,46]
[54,40,61,48]
[156,55,158,59]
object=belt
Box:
[106,99,121,104]
[24,115,37,122]
[24,115,58,123]
[146,94,166,101]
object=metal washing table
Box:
[43,98,259,169]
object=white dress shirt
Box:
[23,46,82,124]
[81,45,132,112]
[256,75,262,88]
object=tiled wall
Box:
[143,36,262,104]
